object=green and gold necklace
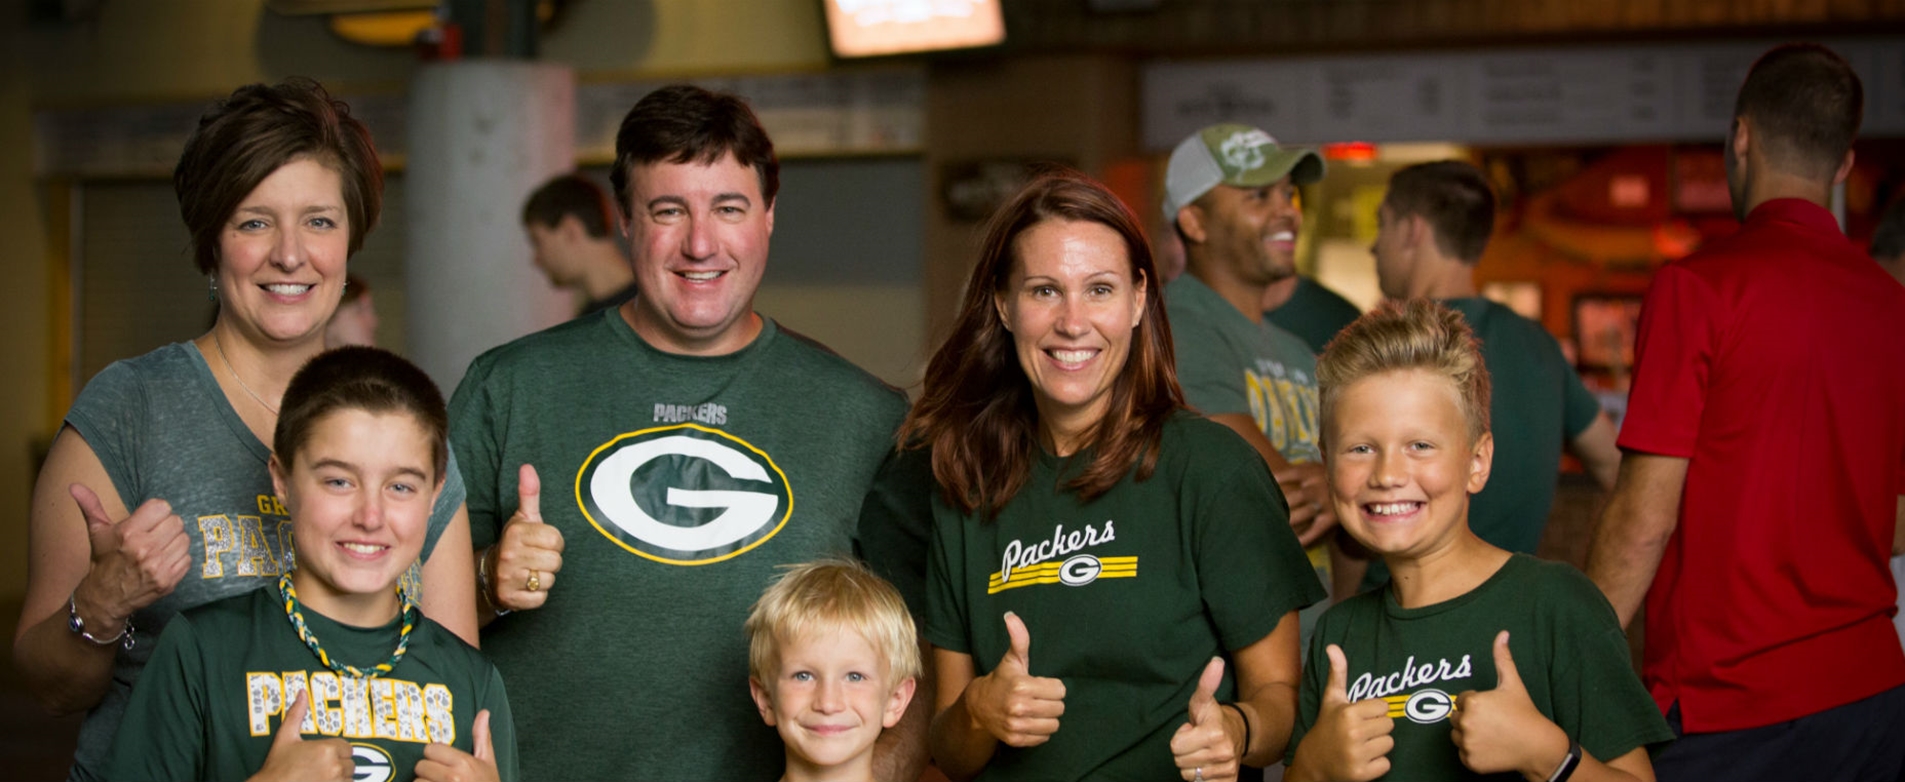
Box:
[277,573,415,679]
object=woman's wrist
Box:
[1223,702,1253,762]
[70,577,130,632]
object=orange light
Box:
[1323,142,1378,162]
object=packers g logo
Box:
[1403,689,1456,724]
[577,424,793,565]
[349,744,393,782]
[1058,554,1102,586]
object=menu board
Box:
[1145,38,1905,149]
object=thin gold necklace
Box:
[210,331,280,416]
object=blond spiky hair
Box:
[1317,299,1491,445]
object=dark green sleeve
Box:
[1545,577,1674,764]
[105,615,208,782]
[448,354,504,550]
[921,500,971,655]
[478,666,520,782]
[420,448,467,563]
[1171,318,1253,418]
[1559,358,1602,438]
[1190,445,1326,650]
[853,446,935,618]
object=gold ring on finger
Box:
[525,570,541,592]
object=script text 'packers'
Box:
[577,424,794,566]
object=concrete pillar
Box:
[404,60,576,391]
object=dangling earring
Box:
[207,273,219,303]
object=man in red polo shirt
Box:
[1587,44,1905,780]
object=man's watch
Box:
[68,593,134,650]
[1546,739,1582,782]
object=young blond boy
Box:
[746,559,920,782]
[1284,300,1670,782]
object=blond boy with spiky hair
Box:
[747,560,921,782]
[1284,300,1670,782]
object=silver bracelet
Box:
[477,549,511,617]
[67,593,134,650]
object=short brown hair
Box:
[900,169,1184,516]
[173,78,383,275]
[1318,299,1491,446]
[522,173,617,238]
[274,346,449,484]
[1384,161,1495,264]
[1735,43,1863,181]
[745,558,920,686]
[609,84,779,218]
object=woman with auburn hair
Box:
[910,169,1324,782]
[13,79,478,782]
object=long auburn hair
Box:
[900,169,1185,517]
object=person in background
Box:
[1160,122,1338,638]
[450,84,925,781]
[1353,160,1620,591]
[1263,275,1361,356]
[13,78,477,782]
[910,169,1322,781]
[324,273,379,348]
[1587,43,1905,781]
[520,173,638,317]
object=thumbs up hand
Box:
[415,709,501,782]
[963,612,1067,747]
[248,692,353,782]
[485,464,565,611]
[1169,657,1243,780]
[70,484,190,638]
[1288,645,1394,782]
[1449,631,1569,777]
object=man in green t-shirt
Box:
[1160,123,1340,631]
[451,85,925,781]
[1355,160,1620,590]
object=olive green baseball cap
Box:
[1163,123,1326,221]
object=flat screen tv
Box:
[824,0,1005,58]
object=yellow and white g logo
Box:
[349,743,393,782]
[578,424,793,565]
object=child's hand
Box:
[248,692,353,782]
[414,709,500,782]
[1169,657,1241,780]
[488,464,565,611]
[1289,645,1392,782]
[1449,631,1569,778]
[964,611,1066,747]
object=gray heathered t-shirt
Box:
[62,342,465,782]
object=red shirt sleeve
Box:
[1617,263,1719,458]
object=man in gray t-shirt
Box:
[1160,124,1336,613]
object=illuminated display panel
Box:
[825,0,1005,58]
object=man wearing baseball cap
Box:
[1162,123,1338,619]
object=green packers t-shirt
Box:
[924,413,1325,781]
[1290,554,1671,780]
[450,309,908,781]
[106,587,517,782]
[1165,275,1322,464]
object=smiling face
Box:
[750,626,914,776]
[620,154,774,355]
[272,408,440,624]
[1326,369,1492,561]
[995,219,1147,452]
[216,157,350,346]
[1194,177,1302,285]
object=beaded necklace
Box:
[277,573,415,679]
